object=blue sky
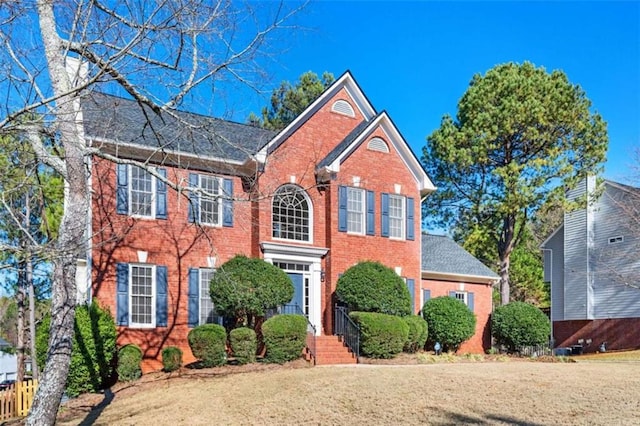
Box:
[235,1,639,183]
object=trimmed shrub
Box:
[349,312,409,359]
[336,261,412,316]
[422,296,476,352]
[262,314,307,364]
[210,255,294,322]
[230,327,257,365]
[492,302,550,353]
[36,302,117,397]
[117,344,143,382]
[188,324,227,367]
[162,346,183,372]
[403,315,428,353]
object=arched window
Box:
[272,185,312,242]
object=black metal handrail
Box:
[334,305,360,359]
[267,304,317,365]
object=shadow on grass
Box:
[76,389,114,426]
[426,406,546,426]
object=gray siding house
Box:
[541,177,640,351]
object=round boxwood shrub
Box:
[422,296,476,353]
[162,346,183,372]
[210,255,294,324]
[349,312,409,359]
[230,327,257,365]
[403,315,428,353]
[261,314,307,364]
[188,324,227,367]
[36,302,117,397]
[336,261,412,316]
[117,344,143,382]
[492,301,550,353]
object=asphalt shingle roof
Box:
[81,92,276,162]
[422,234,498,279]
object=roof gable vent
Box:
[331,99,355,117]
[367,137,389,153]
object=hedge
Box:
[422,296,476,352]
[492,302,550,353]
[117,344,143,382]
[336,261,412,316]
[403,315,428,353]
[188,324,227,367]
[262,314,307,364]
[36,302,117,397]
[230,327,257,365]
[349,311,409,359]
[162,346,183,372]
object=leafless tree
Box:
[0,1,304,423]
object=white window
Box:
[347,187,365,234]
[454,291,468,306]
[272,185,311,241]
[388,195,405,239]
[130,166,155,217]
[199,269,217,325]
[199,175,223,226]
[130,265,155,327]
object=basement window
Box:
[608,236,624,244]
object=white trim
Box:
[261,242,328,336]
[89,136,246,167]
[128,264,156,329]
[421,270,498,285]
[260,242,328,258]
[346,186,365,235]
[128,165,156,219]
[197,174,224,227]
[271,184,314,244]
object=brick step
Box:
[307,334,358,365]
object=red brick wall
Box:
[258,91,423,333]
[554,318,640,353]
[91,87,427,371]
[91,157,254,372]
[421,279,493,354]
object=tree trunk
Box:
[499,255,511,306]
[27,2,88,424]
[16,259,25,382]
[28,253,39,380]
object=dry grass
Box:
[574,349,640,362]
[55,357,640,426]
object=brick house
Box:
[421,234,498,353]
[542,177,640,353]
[77,71,495,371]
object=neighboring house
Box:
[542,177,640,352]
[0,338,16,382]
[421,234,499,353]
[76,70,493,371]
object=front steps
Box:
[305,335,357,365]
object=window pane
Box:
[347,188,363,234]
[272,185,310,241]
[200,176,220,225]
[130,166,153,216]
[131,266,153,325]
[200,269,216,324]
[389,195,404,238]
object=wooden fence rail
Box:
[0,379,38,421]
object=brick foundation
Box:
[553,318,640,352]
